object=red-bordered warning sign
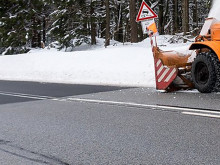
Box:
[136,1,158,22]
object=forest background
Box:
[0,0,213,55]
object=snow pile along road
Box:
[0,36,191,87]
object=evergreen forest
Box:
[0,0,213,55]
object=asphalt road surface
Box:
[0,80,219,165]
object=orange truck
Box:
[152,18,220,93]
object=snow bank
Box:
[0,36,191,87]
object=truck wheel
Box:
[192,52,217,93]
[212,54,220,92]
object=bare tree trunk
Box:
[163,0,169,33]
[37,20,41,48]
[171,0,175,34]
[32,16,41,48]
[158,0,164,34]
[114,3,123,42]
[185,0,189,33]
[42,16,46,46]
[171,0,179,34]
[138,23,144,41]
[174,0,179,33]
[129,0,138,43]
[182,0,189,42]
[105,0,110,47]
[192,0,198,36]
[100,0,105,38]
[90,0,96,45]
[138,0,143,41]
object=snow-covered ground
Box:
[0,36,193,87]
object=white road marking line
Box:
[157,105,220,114]
[182,112,220,118]
[165,68,176,82]
[0,91,219,118]
[0,91,54,99]
[0,91,54,100]
[158,68,170,82]
[68,98,220,115]
[68,98,156,108]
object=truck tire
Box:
[212,54,220,92]
[192,52,217,93]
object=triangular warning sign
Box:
[136,1,158,22]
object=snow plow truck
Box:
[152,18,220,93]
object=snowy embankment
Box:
[0,36,192,87]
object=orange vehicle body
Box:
[190,18,220,59]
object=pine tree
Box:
[0,0,30,54]
[0,0,50,54]
[49,0,90,50]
